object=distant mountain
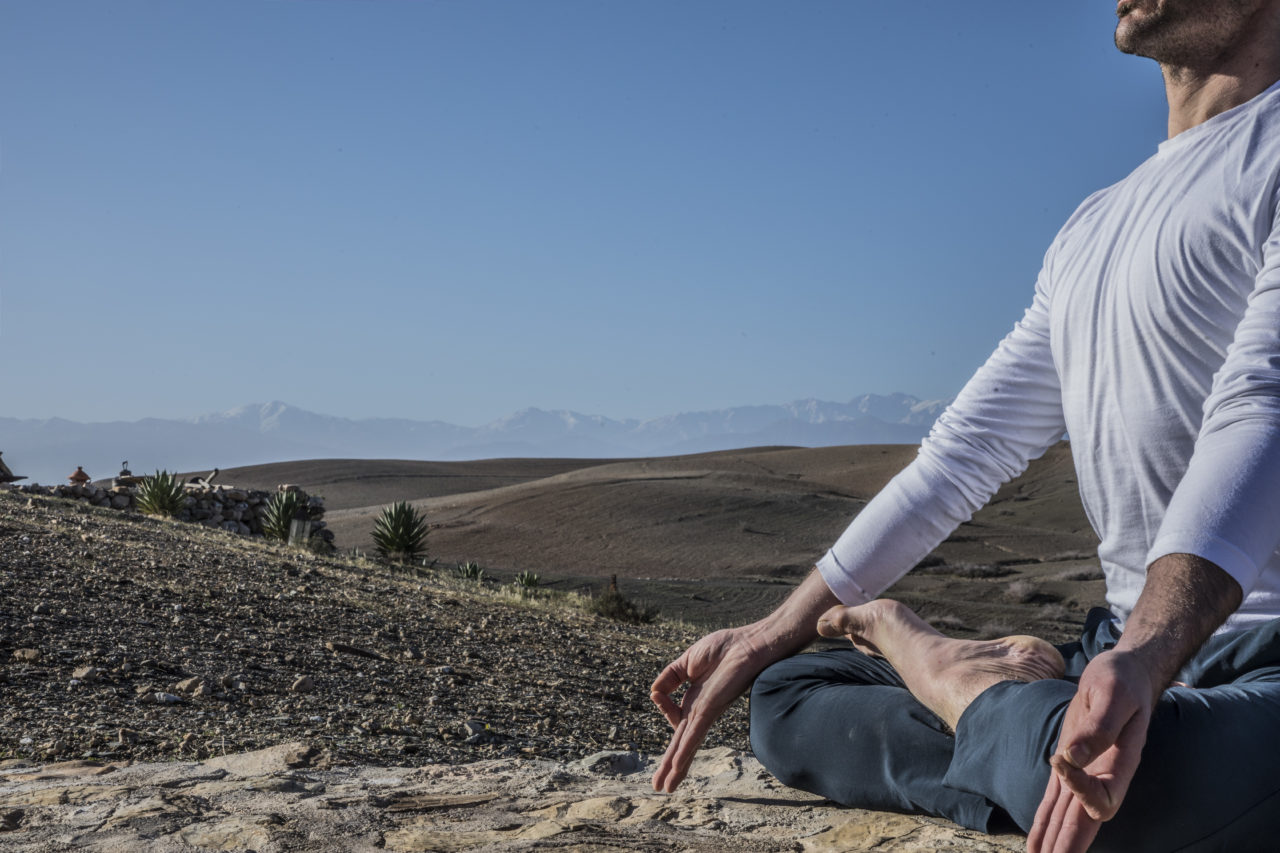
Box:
[0,394,949,486]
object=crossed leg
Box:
[814,599,1065,730]
[750,601,1280,852]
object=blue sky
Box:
[1,2,1167,426]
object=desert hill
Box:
[213,443,1102,632]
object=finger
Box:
[1057,687,1134,770]
[1028,769,1062,852]
[650,656,692,730]
[1053,797,1102,853]
[650,690,682,729]
[1051,757,1113,821]
[650,656,691,699]
[651,719,684,791]
[655,702,712,792]
[1044,776,1074,853]
[651,681,703,792]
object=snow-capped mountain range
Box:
[1,394,948,486]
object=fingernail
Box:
[1065,744,1089,767]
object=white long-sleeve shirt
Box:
[818,80,1280,633]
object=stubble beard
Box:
[1114,0,1256,65]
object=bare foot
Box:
[818,599,1065,731]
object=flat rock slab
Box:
[0,742,1023,852]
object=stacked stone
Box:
[14,482,136,510]
[7,481,333,545]
[177,484,330,544]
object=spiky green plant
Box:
[261,490,307,542]
[135,470,186,518]
[371,501,429,562]
[454,560,484,581]
[515,570,540,588]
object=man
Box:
[650,3,1280,851]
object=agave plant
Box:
[261,489,306,543]
[454,560,484,581]
[515,570,540,588]
[135,470,187,518]
[371,501,429,562]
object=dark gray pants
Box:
[749,610,1280,852]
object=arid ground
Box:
[0,443,1098,850]
[222,442,1102,640]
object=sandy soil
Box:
[221,443,1102,638]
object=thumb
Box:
[1058,686,1135,769]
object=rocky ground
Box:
[0,489,1028,850]
[0,742,1023,851]
[0,490,712,768]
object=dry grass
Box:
[1056,568,1105,582]
[918,562,1015,579]
[975,622,1017,640]
[1036,603,1073,623]
[1005,579,1039,604]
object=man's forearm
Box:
[746,568,841,659]
[1115,552,1243,691]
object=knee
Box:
[747,659,808,784]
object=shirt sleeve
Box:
[1147,202,1280,595]
[817,265,1068,604]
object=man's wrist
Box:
[1110,552,1243,694]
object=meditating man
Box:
[651,3,1280,851]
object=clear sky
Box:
[1,1,1167,426]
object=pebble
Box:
[72,666,103,682]
[174,676,208,695]
[290,676,315,693]
[11,649,40,663]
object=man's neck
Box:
[1162,69,1280,137]
[1160,21,1280,137]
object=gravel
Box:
[0,490,749,768]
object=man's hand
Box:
[650,626,770,793]
[1028,650,1158,853]
[650,569,838,794]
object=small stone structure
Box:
[5,480,333,545]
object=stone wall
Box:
[5,481,333,545]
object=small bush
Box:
[515,570,540,588]
[135,470,186,518]
[455,560,484,582]
[261,490,306,542]
[1038,603,1073,622]
[371,501,429,562]
[1005,579,1038,604]
[976,622,1016,640]
[916,561,1014,579]
[587,588,656,624]
[1057,568,1105,582]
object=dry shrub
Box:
[587,588,657,624]
[917,561,1014,579]
[1037,603,1073,622]
[1005,579,1039,604]
[1057,568,1105,582]
[976,622,1017,640]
